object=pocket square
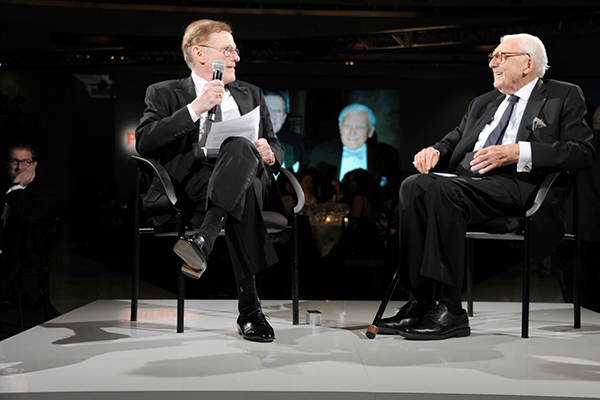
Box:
[533,117,547,130]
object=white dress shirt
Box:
[474,77,539,172]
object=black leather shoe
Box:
[237,305,275,342]
[398,303,470,340]
[377,300,429,334]
[173,232,208,279]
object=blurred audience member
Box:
[1,144,57,300]
[299,169,318,211]
[339,168,388,258]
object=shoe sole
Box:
[173,240,207,277]
[399,326,471,340]
[181,263,204,280]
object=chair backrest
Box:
[527,171,573,262]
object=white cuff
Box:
[517,141,532,172]
[187,104,200,122]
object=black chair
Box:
[465,171,580,338]
[366,171,579,339]
[14,217,60,331]
[131,155,305,332]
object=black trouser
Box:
[398,172,535,290]
[183,137,278,281]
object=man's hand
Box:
[254,138,274,164]
[189,80,225,117]
[470,143,519,174]
[413,147,439,174]
[13,164,36,186]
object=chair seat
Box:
[468,216,523,235]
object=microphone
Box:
[208,59,226,121]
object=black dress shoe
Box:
[398,303,470,340]
[237,305,275,342]
[377,300,429,334]
[173,232,208,279]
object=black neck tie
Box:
[482,95,519,148]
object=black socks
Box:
[440,284,463,315]
[238,275,259,313]
[196,206,227,254]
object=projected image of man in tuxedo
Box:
[378,33,595,340]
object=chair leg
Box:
[573,231,581,329]
[131,229,140,323]
[522,220,531,339]
[176,210,185,333]
[292,214,299,325]
[177,261,185,333]
[466,238,474,317]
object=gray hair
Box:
[338,103,376,127]
[500,33,549,78]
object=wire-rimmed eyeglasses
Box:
[198,45,240,58]
[488,51,530,64]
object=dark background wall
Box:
[1,0,599,299]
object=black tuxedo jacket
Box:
[432,79,595,260]
[433,79,594,178]
[1,175,57,294]
[135,77,284,209]
[310,138,400,191]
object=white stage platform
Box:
[1,299,600,400]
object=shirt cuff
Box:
[517,141,532,172]
[187,104,200,122]
[6,183,26,195]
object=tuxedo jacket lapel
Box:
[449,93,504,169]
[517,79,547,142]
[174,77,196,107]
[227,83,252,114]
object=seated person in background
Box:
[135,19,284,342]
[379,33,594,340]
[309,103,399,200]
[1,144,57,300]
[298,169,318,211]
[265,90,308,174]
[339,168,388,258]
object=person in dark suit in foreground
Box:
[135,19,284,342]
[1,144,57,300]
[378,33,595,340]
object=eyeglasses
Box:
[268,108,286,116]
[341,124,369,132]
[8,158,33,167]
[198,44,240,58]
[488,51,530,64]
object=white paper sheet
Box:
[203,106,260,156]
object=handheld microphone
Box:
[208,59,226,121]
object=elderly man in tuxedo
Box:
[310,103,400,199]
[135,19,284,342]
[378,33,595,340]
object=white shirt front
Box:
[339,144,368,181]
[186,73,241,144]
[474,77,539,172]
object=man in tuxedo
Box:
[378,33,595,340]
[265,90,308,174]
[1,144,57,300]
[309,103,399,199]
[135,19,284,342]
